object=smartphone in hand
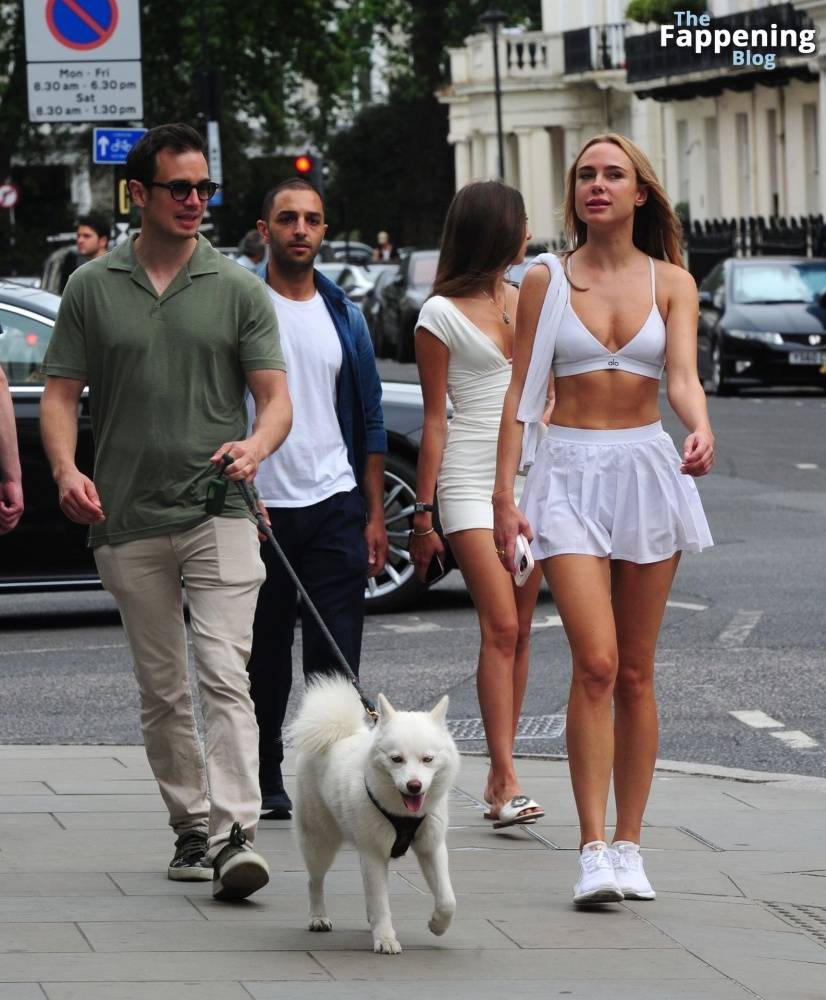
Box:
[424,552,446,585]
[513,534,534,587]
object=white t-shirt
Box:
[248,286,356,507]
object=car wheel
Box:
[364,451,427,613]
[705,340,737,396]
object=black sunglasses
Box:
[146,180,220,202]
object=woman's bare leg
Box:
[545,554,617,847]
[610,554,680,845]
[449,530,541,818]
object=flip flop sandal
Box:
[491,795,545,829]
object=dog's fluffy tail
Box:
[286,676,368,755]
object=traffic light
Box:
[293,153,326,194]
[294,154,313,175]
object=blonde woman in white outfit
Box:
[493,134,714,903]
[410,181,547,829]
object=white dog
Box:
[287,677,460,954]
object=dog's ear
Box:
[430,695,449,725]
[377,692,397,725]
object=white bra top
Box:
[553,256,666,380]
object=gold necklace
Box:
[481,290,510,324]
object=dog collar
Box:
[365,782,425,858]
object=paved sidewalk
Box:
[0,747,825,999]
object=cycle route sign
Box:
[24,0,143,123]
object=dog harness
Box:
[365,783,425,858]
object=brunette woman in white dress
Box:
[493,135,714,902]
[410,181,548,829]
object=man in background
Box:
[247,178,387,818]
[76,213,110,262]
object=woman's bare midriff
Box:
[551,370,661,429]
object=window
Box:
[732,263,826,305]
[0,309,53,384]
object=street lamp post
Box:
[480,6,507,182]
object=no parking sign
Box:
[24,0,143,122]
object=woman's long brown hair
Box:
[431,181,526,299]
[563,133,685,269]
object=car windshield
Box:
[410,255,438,287]
[732,263,826,304]
[0,308,53,384]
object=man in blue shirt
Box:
[248,178,387,817]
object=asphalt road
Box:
[1,382,824,781]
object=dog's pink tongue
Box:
[403,793,424,813]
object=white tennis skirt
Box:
[519,421,713,564]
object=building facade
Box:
[440,1,825,246]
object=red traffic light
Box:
[294,155,313,174]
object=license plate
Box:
[789,351,826,365]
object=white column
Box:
[485,133,500,180]
[516,129,533,208]
[454,140,471,191]
[470,133,486,181]
[70,162,92,214]
[818,59,826,212]
[529,128,554,245]
[563,126,581,171]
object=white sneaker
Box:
[609,841,656,900]
[573,840,624,904]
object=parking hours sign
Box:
[24,0,143,123]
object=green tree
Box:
[327,1,541,248]
[625,0,707,25]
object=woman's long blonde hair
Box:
[563,133,685,268]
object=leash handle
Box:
[214,456,379,723]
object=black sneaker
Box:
[168,829,212,882]
[212,822,270,901]
[260,755,292,820]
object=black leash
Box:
[207,455,379,724]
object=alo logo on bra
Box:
[608,358,619,367]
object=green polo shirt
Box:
[42,234,285,547]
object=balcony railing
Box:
[505,32,550,77]
[626,2,812,84]
[564,24,625,75]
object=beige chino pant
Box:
[94,516,266,853]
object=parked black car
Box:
[361,263,400,354]
[376,250,439,362]
[0,281,447,613]
[698,257,826,394]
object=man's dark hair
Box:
[260,178,325,222]
[77,212,111,241]
[125,123,206,187]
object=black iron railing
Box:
[564,24,625,75]
[626,3,812,83]
[687,215,826,284]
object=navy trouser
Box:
[246,488,368,774]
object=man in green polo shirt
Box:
[40,123,292,901]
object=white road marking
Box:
[666,600,708,611]
[769,730,820,749]
[531,614,564,629]
[795,463,819,470]
[378,621,443,634]
[0,642,128,657]
[729,710,784,730]
[717,610,763,648]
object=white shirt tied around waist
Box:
[516,252,567,469]
[249,286,356,507]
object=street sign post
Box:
[0,184,20,210]
[24,0,143,123]
[93,127,146,164]
[0,184,21,276]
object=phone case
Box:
[424,552,446,585]
[513,534,535,587]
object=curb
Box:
[460,748,826,793]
